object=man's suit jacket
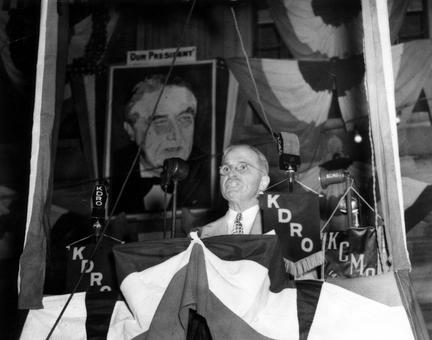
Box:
[199,210,263,238]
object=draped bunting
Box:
[226,40,432,164]
[227,58,326,162]
[226,57,367,161]
[20,237,416,339]
[267,0,410,59]
[392,39,432,124]
[113,236,414,339]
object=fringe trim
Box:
[283,251,325,277]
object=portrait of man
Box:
[105,62,217,215]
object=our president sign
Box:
[127,46,196,66]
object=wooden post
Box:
[361,0,410,270]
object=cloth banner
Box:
[267,0,409,59]
[259,191,323,277]
[66,238,120,293]
[323,227,381,279]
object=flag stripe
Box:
[309,283,414,340]
[85,291,118,339]
[404,184,432,232]
[295,280,323,340]
[129,242,300,339]
[107,300,140,340]
[21,292,136,340]
[21,293,88,339]
[114,236,289,293]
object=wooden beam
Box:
[361,0,410,270]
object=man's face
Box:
[220,146,269,210]
[125,85,197,169]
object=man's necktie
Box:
[232,212,244,234]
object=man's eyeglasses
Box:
[219,162,264,176]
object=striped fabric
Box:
[22,234,414,339]
[266,0,409,59]
[402,177,432,232]
[20,291,140,340]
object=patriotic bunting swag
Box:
[21,234,415,339]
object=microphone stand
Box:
[287,165,296,193]
[65,218,124,249]
[161,158,189,238]
[170,179,179,238]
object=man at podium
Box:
[199,144,270,237]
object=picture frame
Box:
[104,60,217,217]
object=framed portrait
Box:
[104,60,217,217]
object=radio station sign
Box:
[127,46,196,66]
[260,191,323,276]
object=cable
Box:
[229,6,277,146]
[45,0,198,338]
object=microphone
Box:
[160,158,190,191]
[319,168,349,189]
[277,132,301,192]
[160,158,190,239]
[91,183,108,238]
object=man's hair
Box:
[124,74,196,124]
[223,144,269,175]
